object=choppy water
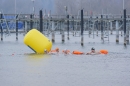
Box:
[0,33,130,86]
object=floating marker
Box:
[24,29,52,54]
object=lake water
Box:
[0,32,130,86]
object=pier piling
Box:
[62,22,65,42]
[101,15,103,40]
[81,9,84,46]
[123,9,126,45]
[52,21,55,43]
[126,21,129,44]
[67,15,69,40]
[96,17,98,36]
[116,20,119,43]
[72,16,74,36]
[110,21,113,35]
[16,20,18,40]
[24,21,27,33]
[0,13,3,41]
[30,14,33,30]
[126,27,129,44]
[39,10,43,33]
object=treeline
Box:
[0,0,130,15]
[54,0,130,15]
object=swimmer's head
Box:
[91,47,95,50]
[91,47,95,53]
[44,49,47,53]
[55,48,59,52]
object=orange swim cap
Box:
[55,48,59,51]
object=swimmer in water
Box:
[86,47,108,55]
[44,49,48,54]
[62,49,71,55]
[48,47,59,55]
[86,47,101,55]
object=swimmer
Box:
[62,49,71,55]
[86,47,108,55]
[86,47,100,55]
[48,47,59,55]
[44,49,48,54]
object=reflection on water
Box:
[25,53,50,59]
[24,53,51,67]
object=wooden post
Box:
[67,15,69,40]
[116,21,119,43]
[39,10,43,33]
[30,14,33,30]
[96,17,98,36]
[110,21,113,35]
[101,15,103,40]
[124,9,126,45]
[0,13,3,41]
[52,21,55,43]
[81,9,84,46]
[72,16,74,36]
[62,22,65,42]
[16,20,18,40]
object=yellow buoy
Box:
[24,29,52,54]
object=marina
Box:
[0,0,130,86]
[0,11,130,45]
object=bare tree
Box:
[54,0,130,15]
[0,0,130,15]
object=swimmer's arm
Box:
[86,52,92,55]
[48,52,57,55]
[96,51,101,54]
[69,52,72,55]
[48,52,53,55]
